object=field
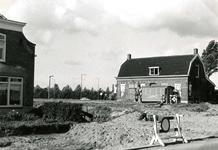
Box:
[1,99,218,150]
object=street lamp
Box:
[96,78,99,100]
[53,78,55,99]
[48,75,54,99]
[81,74,86,99]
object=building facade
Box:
[0,14,35,113]
[116,49,215,103]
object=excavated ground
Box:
[1,101,218,150]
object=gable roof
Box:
[117,54,195,77]
[0,13,7,20]
[0,15,26,32]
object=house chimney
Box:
[194,48,198,55]
[127,54,131,60]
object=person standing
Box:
[134,88,138,102]
[137,84,142,103]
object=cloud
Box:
[0,0,18,14]
[6,0,218,41]
[6,0,106,45]
[201,0,218,18]
[155,3,218,38]
[63,16,98,36]
[64,60,82,66]
[103,0,218,38]
[88,49,123,61]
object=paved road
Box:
[126,137,218,150]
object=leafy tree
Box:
[90,87,98,100]
[40,88,48,98]
[34,85,48,98]
[201,40,218,77]
[33,84,116,101]
[82,87,88,98]
[73,84,81,99]
[34,85,42,98]
[50,83,61,99]
[61,85,73,99]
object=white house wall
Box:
[117,76,189,103]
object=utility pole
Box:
[48,75,54,99]
[96,78,99,100]
[53,78,55,99]
[81,74,86,99]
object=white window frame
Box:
[149,66,160,75]
[0,33,6,62]
[0,76,23,107]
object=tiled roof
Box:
[117,55,195,77]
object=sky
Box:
[1,0,218,90]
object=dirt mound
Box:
[65,111,153,149]
[4,103,218,150]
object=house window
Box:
[149,67,160,75]
[0,34,6,62]
[196,65,199,78]
[0,77,23,107]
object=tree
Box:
[73,84,81,99]
[50,83,61,99]
[34,85,42,98]
[201,40,218,77]
[34,85,48,98]
[61,85,73,99]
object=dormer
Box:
[149,66,160,75]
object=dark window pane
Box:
[0,83,8,105]
[0,77,8,82]
[0,35,4,39]
[155,68,158,74]
[0,48,3,59]
[9,84,21,105]
[10,78,22,82]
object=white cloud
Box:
[55,6,67,19]
[103,0,218,38]
[64,60,82,66]
[2,0,218,89]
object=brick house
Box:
[0,14,35,113]
[116,49,215,103]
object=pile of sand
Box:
[3,103,218,150]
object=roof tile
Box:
[118,55,195,77]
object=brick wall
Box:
[0,28,35,109]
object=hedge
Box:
[40,102,84,122]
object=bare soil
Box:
[2,100,218,150]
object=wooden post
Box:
[149,114,188,147]
[174,114,188,143]
[149,115,165,146]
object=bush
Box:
[0,120,72,136]
[22,113,40,121]
[28,107,43,117]
[91,105,112,123]
[1,110,23,121]
[40,102,84,122]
